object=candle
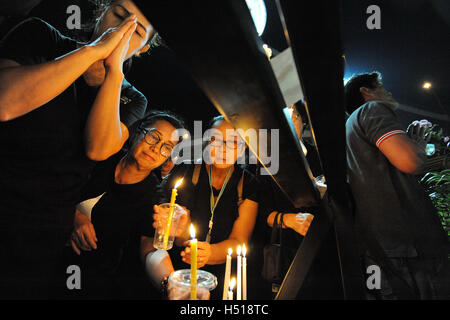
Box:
[190,224,197,300]
[222,248,232,300]
[228,277,236,300]
[163,178,183,249]
[242,244,247,300]
[237,245,242,300]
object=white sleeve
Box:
[75,193,105,221]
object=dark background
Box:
[0,0,449,132]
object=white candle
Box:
[189,224,197,300]
[222,248,232,300]
[237,245,242,300]
[228,277,236,300]
[242,244,247,300]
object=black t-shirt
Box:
[161,163,260,299]
[82,151,158,277]
[0,18,147,229]
[346,101,449,258]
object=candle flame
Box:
[174,178,183,189]
[228,248,232,256]
[190,224,196,239]
[242,244,247,257]
[237,245,241,256]
[229,277,236,291]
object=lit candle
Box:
[190,224,197,300]
[228,277,236,300]
[237,245,242,300]
[163,178,183,249]
[242,244,247,300]
[222,248,232,300]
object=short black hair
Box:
[344,72,382,114]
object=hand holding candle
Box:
[189,224,197,300]
[163,178,183,249]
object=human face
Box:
[208,120,246,169]
[365,84,399,110]
[131,120,179,171]
[93,0,154,59]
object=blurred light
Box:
[262,44,272,59]
[426,143,435,156]
[344,77,350,85]
[423,82,432,90]
[245,0,267,36]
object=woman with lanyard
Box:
[0,0,155,298]
[154,115,260,300]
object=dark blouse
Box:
[77,151,160,298]
[160,163,260,299]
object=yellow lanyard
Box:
[205,165,233,243]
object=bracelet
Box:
[161,276,169,299]
[280,212,286,228]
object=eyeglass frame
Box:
[141,128,174,158]
[208,135,246,150]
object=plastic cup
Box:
[168,269,217,300]
[153,203,186,250]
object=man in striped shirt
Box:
[344,72,449,299]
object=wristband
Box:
[161,276,169,299]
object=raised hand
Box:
[87,14,137,62]
[407,119,432,149]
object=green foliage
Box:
[427,124,449,157]
[420,169,450,238]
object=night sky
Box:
[1,0,449,132]
[339,0,450,130]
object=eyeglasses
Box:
[209,135,245,150]
[142,128,174,158]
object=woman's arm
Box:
[209,199,258,264]
[84,69,129,160]
[140,236,174,288]
[0,16,137,122]
[84,18,138,160]
[267,210,314,236]
[0,46,100,122]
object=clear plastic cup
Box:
[153,203,186,250]
[168,269,217,300]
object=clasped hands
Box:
[88,14,138,74]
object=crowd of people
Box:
[0,0,448,300]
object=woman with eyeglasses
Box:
[154,115,262,300]
[0,0,156,298]
[68,111,189,299]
